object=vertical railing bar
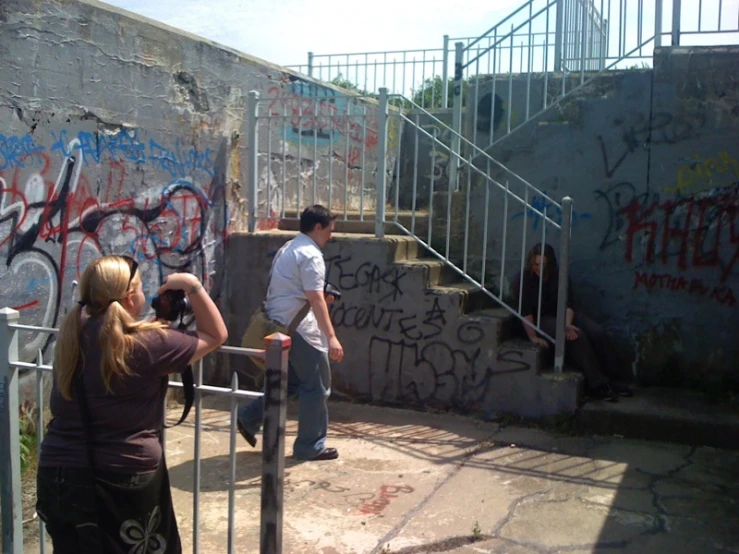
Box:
[267,113,272,222]
[281,103,287,218]
[508,24,514,134]
[491,27,498,145]
[395,113,402,222]
[526,14,533,120]
[463,155,472,275]
[430,57,436,108]
[717,0,721,31]
[383,52,388,89]
[445,147,454,262]
[360,105,367,221]
[500,180,509,295]
[428,128,437,246]
[36,349,46,554]
[554,197,572,373]
[698,0,703,31]
[344,111,350,219]
[312,100,318,205]
[481,171,490,289]
[402,51,407,97]
[297,103,303,214]
[328,104,334,211]
[375,88,389,238]
[411,114,419,236]
[392,59,398,97]
[421,50,427,109]
[227,372,238,554]
[619,0,624,58]
[519,187,529,313]
[472,51,481,151]
[364,53,369,93]
[580,0,587,84]
[247,91,259,233]
[544,4,551,109]
[192,357,204,554]
[536,207,547,332]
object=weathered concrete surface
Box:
[578,386,739,450]
[155,401,739,552]
[224,231,582,418]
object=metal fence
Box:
[0,308,290,554]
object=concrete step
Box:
[433,282,500,313]
[576,386,739,449]
[277,211,429,237]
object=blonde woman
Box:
[36,255,227,553]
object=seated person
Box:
[511,243,632,401]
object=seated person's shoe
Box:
[310,447,339,461]
[590,384,619,403]
[237,419,257,448]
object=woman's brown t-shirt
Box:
[39,317,199,473]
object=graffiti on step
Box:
[326,254,408,303]
[1,128,228,360]
[356,485,415,516]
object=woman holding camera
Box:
[37,255,227,553]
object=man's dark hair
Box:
[300,204,337,233]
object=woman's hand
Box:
[158,273,200,295]
[565,324,580,341]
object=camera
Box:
[324,282,341,301]
[151,289,192,321]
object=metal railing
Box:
[449,0,739,171]
[246,86,573,372]
[246,89,388,230]
[287,0,739,125]
[0,308,290,554]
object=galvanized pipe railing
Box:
[0,309,290,554]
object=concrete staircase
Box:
[226,226,583,418]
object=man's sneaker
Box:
[237,419,257,448]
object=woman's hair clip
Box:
[78,300,87,307]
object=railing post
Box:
[671,0,681,46]
[554,0,565,70]
[441,35,450,108]
[655,0,664,48]
[375,87,389,238]
[248,90,260,233]
[260,332,290,554]
[307,52,314,77]
[449,42,464,191]
[554,197,572,373]
[0,308,22,554]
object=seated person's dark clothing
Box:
[511,267,631,393]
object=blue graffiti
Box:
[511,192,591,230]
[149,139,214,179]
[43,129,214,178]
[0,133,45,170]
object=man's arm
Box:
[305,290,344,362]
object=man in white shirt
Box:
[237,205,345,460]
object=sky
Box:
[101,0,523,68]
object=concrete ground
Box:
[161,398,739,554]
[20,397,739,554]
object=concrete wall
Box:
[469,46,739,388]
[1,0,388,365]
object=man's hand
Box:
[565,325,580,341]
[328,336,344,362]
[531,337,550,348]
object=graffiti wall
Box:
[0,117,230,360]
[1,0,387,370]
[478,46,739,386]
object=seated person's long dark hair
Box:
[525,243,558,281]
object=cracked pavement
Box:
[26,398,739,553]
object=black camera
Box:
[151,289,192,321]
[324,282,341,301]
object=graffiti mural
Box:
[0,126,229,360]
